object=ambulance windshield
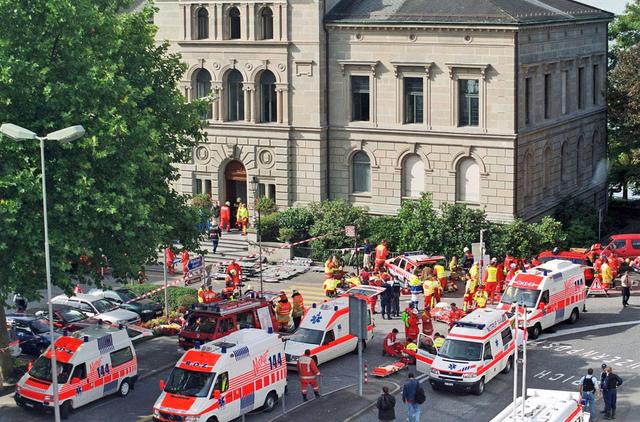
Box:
[438,339,482,361]
[288,328,324,345]
[29,356,73,384]
[500,286,540,308]
[164,368,215,397]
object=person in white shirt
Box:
[620,271,631,308]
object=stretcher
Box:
[372,361,407,377]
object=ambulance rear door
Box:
[416,334,436,374]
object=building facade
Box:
[153,0,612,222]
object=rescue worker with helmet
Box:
[197,284,206,304]
[236,203,249,236]
[226,260,243,287]
[474,285,489,309]
[383,328,403,357]
[165,247,176,274]
[298,349,320,401]
[460,247,474,271]
[275,292,292,332]
[291,290,305,329]
[483,258,500,305]
[374,240,389,272]
[219,201,231,232]
[204,286,217,304]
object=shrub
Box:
[364,215,401,252]
[433,203,489,259]
[191,193,212,209]
[257,213,280,241]
[256,197,277,214]
[175,294,198,309]
[127,284,197,312]
[277,207,314,242]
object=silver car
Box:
[51,294,141,326]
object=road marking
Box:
[538,319,640,340]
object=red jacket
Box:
[297,355,319,379]
[220,205,231,222]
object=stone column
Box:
[244,83,256,123]
[243,87,251,122]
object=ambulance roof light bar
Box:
[453,321,486,330]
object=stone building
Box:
[153,0,612,222]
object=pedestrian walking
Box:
[297,349,320,401]
[209,223,222,254]
[376,386,396,422]
[620,270,631,307]
[603,367,623,419]
[579,368,600,421]
[402,373,424,422]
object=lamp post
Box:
[1,123,85,422]
[250,176,263,296]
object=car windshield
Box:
[29,356,73,384]
[185,316,217,334]
[438,339,483,361]
[116,290,137,302]
[59,308,87,323]
[288,328,324,345]
[91,299,116,313]
[164,368,215,397]
[30,319,50,334]
[500,286,541,308]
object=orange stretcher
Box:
[372,361,407,377]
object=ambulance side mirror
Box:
[159,379,165,391]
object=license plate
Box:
[24,402,34,408]
[444,382,453,387]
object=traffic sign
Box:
[345,226,356,237]
[188,256,204,270]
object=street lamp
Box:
[0,123,85,422]
[250,176,263,297]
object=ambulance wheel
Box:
[502,357,512,374]
[263,391,278,412]
[528,323,542,340]
[60,400,72,419]
[568,308,579,324]
[118,379,131,397]
[206,418,219,422]
[473,377,485,395]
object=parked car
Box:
[6,315,61,356]
[88,288,163,321]
[592,234,640,259]
[33,304,91,332]
[51,294,141,326]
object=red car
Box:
[591,234,640,259]
[538,250,595,285]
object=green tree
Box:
[609,0,640,51]
[434,203,488,259]
[0,1,206,379]
[308,200,369,260]
[395,194,439,254]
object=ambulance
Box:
[285,295,374,367]
[14,326,137,419]
[425,308,515,395]
[497,259,586,339]
[153,329,286,422]
[491,388,590,422]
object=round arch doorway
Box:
[224,160,247,225]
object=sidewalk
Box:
[270,380,399,422]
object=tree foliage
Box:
[0,0,206,378]
[307,200,369,260]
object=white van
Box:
[497,259,586,339]
[285,295,374,367]
[491,388,589,422]
[15,326,138,419]
[52,294,141,326]
[153,329,286,422]
[425,308,515,395]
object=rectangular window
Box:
[258,183,266,198]
[458,79,479,127]
[204,180,212,195]
[525,77,532,125]
[562,71,569,114]
[578,67,585,109]
[544,74,551,119]
[268,184,276,200]
[403,77,424,124]
[592,64,599,105]
[110,347,134,368]
[500,328,513,346]
[194,178,203,195]
[350,76,370,122]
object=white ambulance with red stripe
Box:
[491,388,589,422]
[153,328,286,422]
[285,295,374,367]
[14,326,137,419]
[497,259,586,339]
[426,308,515,395]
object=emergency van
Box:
[425,308,515,395]
[285,295,374,367]
[153,329,286,422]
[491,388,589,422]
[14,326,137,419]
[497,259,586,339]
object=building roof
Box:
[326,0,614,26]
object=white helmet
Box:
[463,247,470,253]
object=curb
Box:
[267,383,356,422]
[342,380,401,422]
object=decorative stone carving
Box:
[258,149,275,168]
[195,146,210,162]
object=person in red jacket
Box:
[226,260,243,287]
[165,247,176,274]
[406,307,420,342]
[383,328,403,357]
[496,259,506,294]
[421,309,433,336]
[181,249,190,274]
[374,240,389,272]
[297,349,320,401]
[219,201,231,232]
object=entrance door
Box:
[224,160,247,225]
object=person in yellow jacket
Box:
[323,277,340,297]
[601,261,614,289]
[236,203,249,235]
[197,285,206,304]
[433,333,445,350]
[423,277,435,309]
[346,273,361,287]
[483,258,499,305]
[474,285,489,309]
[324,255,338,279]
[434,262,447,291]
[469,261,479,282]
[449,256,458,273]
[408,271,422,308]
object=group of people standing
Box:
[580,365,624,420]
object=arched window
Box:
[543,146,552,189]
[194,69,212,119]
[197,8,209,40]
[402,155,424,198]
[260,8,273,40]
[259,71,277,122]
[229,7,241,40]
[560,142,569,182]
[352,151,371,193]
[226,70,244,121]
[576,136,583,185]
[456,158,480,203]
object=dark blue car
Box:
[6,315,60,356]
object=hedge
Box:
[127,283,197,312]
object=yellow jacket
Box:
[434,337,445,349]
[434,264,446,279]
[347,276,361,286]
[601,263,613,282]
[408,274,422,287]
[237,206,249,221]
[474,290,488,307]
[405,342,418,352]
[469,264,479,281]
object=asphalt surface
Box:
[2,270,639,422]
